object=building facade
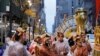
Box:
[0,0,46,40]
[53,0,95,33]
[29,0,46,34]
[39,8,47,34]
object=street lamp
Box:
[27,0,32,41]
[27,0,37,39]
[28,0,32,7]
[38,19,41,34]
[0,5,10,42]
[5,4,12,39]
[40,24,43,34]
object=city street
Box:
[0,0,100,56]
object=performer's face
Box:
[81,34,86,42]
[43,38,50,47]
[58,35,63,42]
[36,37,41,44]
[76,39,82,47]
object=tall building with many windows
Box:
[0,0,46,39]
[53,0,95,33]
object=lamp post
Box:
[27,0,32,41]
[40,24,43,34]
[28,16,31,42]
[38,19,41,34]
[28,0,32,7]
[33,18,35,39]
[27,0,37,39]
[6,1,13,38]
[5,5,10,38]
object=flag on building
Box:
[96,0,100,19]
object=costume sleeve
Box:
[22,47,32,56]
[87,42,92,52]
[82,47,88,56]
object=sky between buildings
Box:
[44,0,56,33]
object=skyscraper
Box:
[53,0,95,33]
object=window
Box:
[78,0,80,6]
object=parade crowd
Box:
[2,27,92,56]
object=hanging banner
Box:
[96,0,100,19]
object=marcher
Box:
[74,38,88,56]
[5,37,14,46]
[53,32,69,56]
[39,34,57,56]
[3,34,15,56]
[29,36,41,55]
[3,27,32,56]
[81,33,92,54]
[68,35,76,56]
[68,36,75,47]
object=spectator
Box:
[3,27,32,56]
[53,32,69,56]
[68,36,75,47]
[74,38,88,56]
[39,34,57,56]
[81,33,92,54]
[29,36,41,55]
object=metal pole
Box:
[8,0,12,38]
[33,18,35,39]
[4,16,7,39]
[9,13,13,38]
[29,26,30,42]
[28,16,31,42]
[39,21,41,34]
[1,28,3,42]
